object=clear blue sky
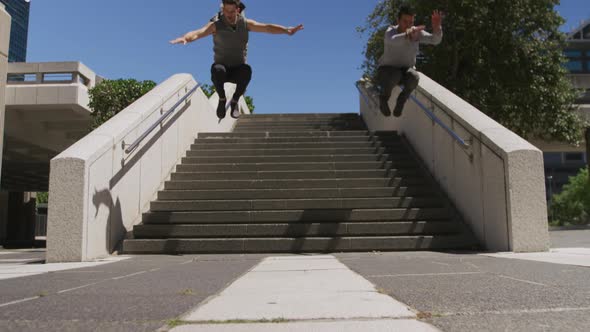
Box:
[25,0,590,114]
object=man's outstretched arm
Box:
[419,10,443,45]
[246,19,304,35]
[170,22,216,45]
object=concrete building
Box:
[566,19,590,111]
[0,1,94,247]
[0,0,29,63]
[0,62,98,246]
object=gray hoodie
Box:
[378,25,442,68]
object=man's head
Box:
[222,0,241,23]
[397,4,416,31]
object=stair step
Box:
[122,234,475,254]
[150,197,445,212]
[142,208,451,224]
[132,221,460,238]
[198,131,369,139]
[164,177,429,190]
[180,154,410,164]
[194,135,401,144]
[233,125,367,132]
[194,137,371,144]
[240,113,360,120]
[234,120,365,127]
[185,147,398,157]
[189,141,400,150]
[170,169,421,181]
[176,161,417,172]
[235,119,366,125]
[157,187,436,200]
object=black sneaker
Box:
[230,100,240,119]
[379,96,391,116]
[217,98,227,119]
[393,99,406,117]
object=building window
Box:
[565,50,583,57]
[565,60,584,71]
[543,152,563,167]
[564,152,585,163]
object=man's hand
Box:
[170,37,188,45]
[431,10,443,33]
[406,25,425,41]
[286,24,304,36]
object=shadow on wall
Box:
[92,188,124,254]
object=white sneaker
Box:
[230,101,240,119]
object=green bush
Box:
[36,192,48,204]
[88,79,157,129]
[550,167,590,226]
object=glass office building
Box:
[565,20,590,105]
[0,0,30,62]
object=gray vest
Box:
[213,15,249,67]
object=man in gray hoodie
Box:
[377,5,443,117]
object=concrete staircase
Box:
[122,113,477,254]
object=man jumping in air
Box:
[377,4,442,117]
[170,0,304,119]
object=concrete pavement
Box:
[0,229,587,331]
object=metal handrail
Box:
[355,81,470,148]
[123,83,201,154]
[408,94,470,148]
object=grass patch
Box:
[197,318,291,324]
[179,288,196,296]
[167,319,189,328]
[376,287,389,295]
[417,311,443,320]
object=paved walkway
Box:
[0,229,587,332]
[0,249,128,281]
[173,255,438,331]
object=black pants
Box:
[211,63,252,101]
[376,66,420,103]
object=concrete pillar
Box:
[1,4,10,190]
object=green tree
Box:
[550,167,590,226]
[200,83,217,98]
[88,79,157,129]
[358,0,584,144]
[200,83,256,113]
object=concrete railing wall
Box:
[0,4,9,188]
[360,73,550,252]
[47,74,250,262]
